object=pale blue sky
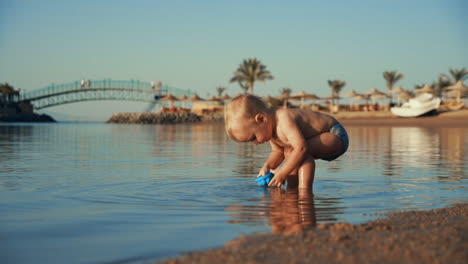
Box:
[1,0,467,120]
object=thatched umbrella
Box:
[415,84,435,95]
[365,88,388,104]
[160,94,179,110]
[321,95,342,112]
[188,94,205,102]
[342,89,360,108]
[396,91,413,106]
[445,80,467,103]
[276,93,292,108]
[351,94,370,110]
[218,94,231,101]
[291,91,320,108]
[342,89,359,97]
[321,94,341,101]
[207,95,221,102]
[389,86,405,94]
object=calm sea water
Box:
[1,122,467,263]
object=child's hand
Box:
[268,173,285,188]
[257,166,270,177]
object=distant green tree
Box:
[216,86,227,97]
[230,58,274,94]
[280,87,292,96]
[0,82,19,103]
[383,71,404,105]
[279,88,292,108]
[327,80,346,105]
[432,76,452,97]
[440,67,468,83]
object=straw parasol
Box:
[178,95,188,101]
[160,94,179,110]
[365,88,388,104]
[218,94,231,101]
[342,89,360,97]
[415,84,435,95]
[342,90,360,107]
[321,94,341,101]
[290,91,321,107]
[351,94,370,108]
[188,94,205,101]
[444,80,468,103]
[365,88,386,96]
[276,93,292,108]
[389,86,405,94]
[207,95,221,102]
[396,91,413,105]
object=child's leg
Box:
[297,155,315,189]
[307,132,345,161]
[284,148,315,189]
[294,132,345,189]
[283,148,299,188]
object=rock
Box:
[0,113,56,122]
[107,112,203,124]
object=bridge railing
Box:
[17,79,195,102]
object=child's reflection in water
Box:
[268,188,316,234]
[226,188,316,235]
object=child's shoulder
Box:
[277,107,321,116]
[276,108,321,122]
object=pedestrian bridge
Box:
[15,79,193,110]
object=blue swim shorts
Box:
[322,122,349,161]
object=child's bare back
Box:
[271,108,338,147]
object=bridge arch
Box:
[16,79,193,110]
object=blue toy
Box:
[255,171,275,186]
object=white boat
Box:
[390,93,441,117]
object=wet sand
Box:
[158,203,467,264]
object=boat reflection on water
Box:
[349,126,467,181]
[226,188,342,234]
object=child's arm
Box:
[258,142,284,176]
[268,117,307,187]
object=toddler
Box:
[224,95,348,189]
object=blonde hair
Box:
[224,94,271,139]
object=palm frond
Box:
[229,58,274,94]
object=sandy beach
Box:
[158,203,467,264]
[334,109,468,127]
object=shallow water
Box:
[0,122,467,263]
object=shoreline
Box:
[104,109,468,126]
[0,112,56,122]
[334,109,468,127]
[158,203,468,264]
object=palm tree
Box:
[280,87,292,96]
[432,76,452,97]
[230,58,274,94]
[0,83,19,103]
[327,80,346,106]
[383,71,404,105]
[216,86,227,97]
[414,84,424,90]
[440,67,468,83]
[279,88,292,108]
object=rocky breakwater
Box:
[0,113,55,122]
[107,112,203,124]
